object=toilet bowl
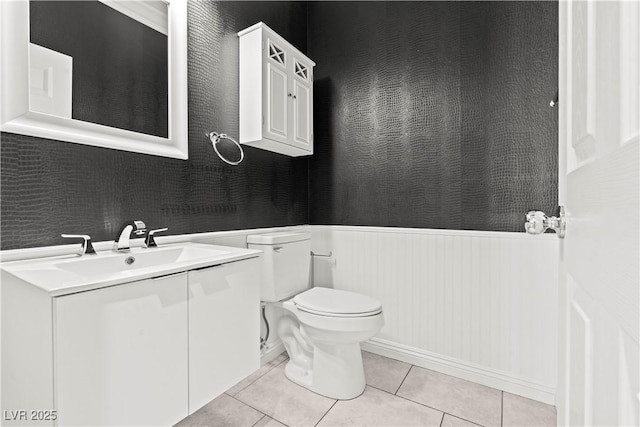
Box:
[247,232,384,400]
[278,287,384,400]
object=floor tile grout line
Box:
[227,392,277,425]
[501,391,504,427]
[366,383,392,394]
[251,414,268,427]
[367,383,447,419]
[394,364,414,395]
[228,388,291,427]
[394,363,504,427]
[228,353,288,397]
[313,400,338,427]
[384,384,485,427]
[270,414,291,427]
[442,412,483,427]
[227,376,262,397]
[229,384,481,427]
[393,393,452,420]
[362,384,485,427]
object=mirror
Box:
[29,1,169,138]
[0,0,188,159]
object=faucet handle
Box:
[132,220,147,236]
[61,234,97,255]
[144,228,168,248]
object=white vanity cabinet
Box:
[188,258,260,413]
[239,22,315,157]
[0,248,261,427]
[55,273,189,426]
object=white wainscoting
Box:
[309,225,559,404]
[1,224,560,403]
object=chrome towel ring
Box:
[207,131,245,165]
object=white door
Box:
[55,273,189,426]
[557,1,639,425]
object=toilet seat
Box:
[293,288,382,318]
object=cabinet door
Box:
[55,273,188,426]
[290,57,313,151]
[264,38,289,144]
[188,258,260,413]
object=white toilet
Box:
[247,231,384,400]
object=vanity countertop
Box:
[0,242,261,297]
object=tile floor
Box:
[176,351,556,427]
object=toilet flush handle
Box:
[273,246,283,253]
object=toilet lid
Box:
[293,288,382,317]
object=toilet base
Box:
[283,337,366,400]
[277,297,384,400]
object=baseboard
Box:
[260,341,285,366]
[362,337,556,405]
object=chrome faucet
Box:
[61,234,97,256]
[113,220,146,251]
[144,227,169,248]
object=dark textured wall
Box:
[308,1,558,231]
[1,1,559,250]
[1,1,308,250]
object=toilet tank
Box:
[247,231,311,302]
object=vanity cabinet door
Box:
[188,258,260,414]
[54,273,189,426]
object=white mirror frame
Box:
[0,0,188,159]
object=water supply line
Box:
[260,302,270,352]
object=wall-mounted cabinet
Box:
[239,22,315,157]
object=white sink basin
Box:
[55,245,230,277]
[1,243,261,296]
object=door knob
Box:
[524,206,566,238]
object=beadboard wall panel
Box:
[308,1,558,232]
[310,225,559,403]
[0,1,308,250]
